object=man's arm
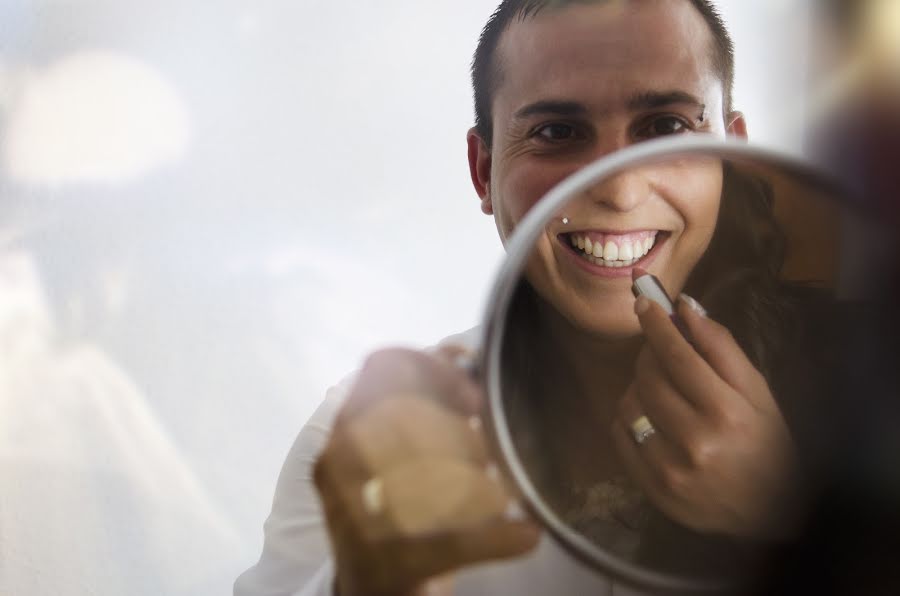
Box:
[234,379,351,596]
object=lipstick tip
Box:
[632,267,649,281]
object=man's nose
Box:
[584,170,652,212]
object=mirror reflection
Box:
[493,150,888,589]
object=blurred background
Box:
[0,1,825,594]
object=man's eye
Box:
[635,115,692,139]
[533,123,577,142]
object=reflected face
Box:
[476,1,735,338]
[531,159,722,337]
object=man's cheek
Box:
[504,180,548,221]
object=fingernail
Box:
[504,499,527,522]
[634,295,650,315]
[453,351,476,374]
[468,415,483,432]
[678,293,707,317]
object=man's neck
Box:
[533,294,642,426]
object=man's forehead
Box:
[493,1,719,114]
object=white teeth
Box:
[579,253,642,268]
[567,233,659,268]
[603,241,618,261]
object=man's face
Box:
[468,0,744,338]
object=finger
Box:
[676,296,769,401]
[314,439,395,546]
[381,458,525,536]
[433,344,479,378]
[610,418,663,497]
[363,467,540,588]
[379,516,539,591]
[431,345,488,437]
[422,576,456,596]
[344,397,490,473]
[319,452,514,568]
[436,517,541,567]
[635,297,731,411]
[632,347,704,446]
[610,418,687,523]
[340,348,483,422]
[616,384,687,472]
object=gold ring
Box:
[630,415,656,445]
[361,477,384,515]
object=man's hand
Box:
[611,295,801,540]
[314,347,540,596]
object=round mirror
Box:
[479,137,894,593]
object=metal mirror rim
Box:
[477,137,839,593]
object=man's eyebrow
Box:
[512,100,589,120]
[511,92,706,121]
[626,90,706,112]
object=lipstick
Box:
[631,267,675,314]
[632,268,692,341]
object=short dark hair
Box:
[471,0,735,146]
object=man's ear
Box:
[726,111,748,139]
[467,127,493,215]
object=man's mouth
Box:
[560,231,663,268]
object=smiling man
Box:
[468,0,744,337]
[235,2,755,595]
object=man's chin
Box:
[562,310,642,343]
